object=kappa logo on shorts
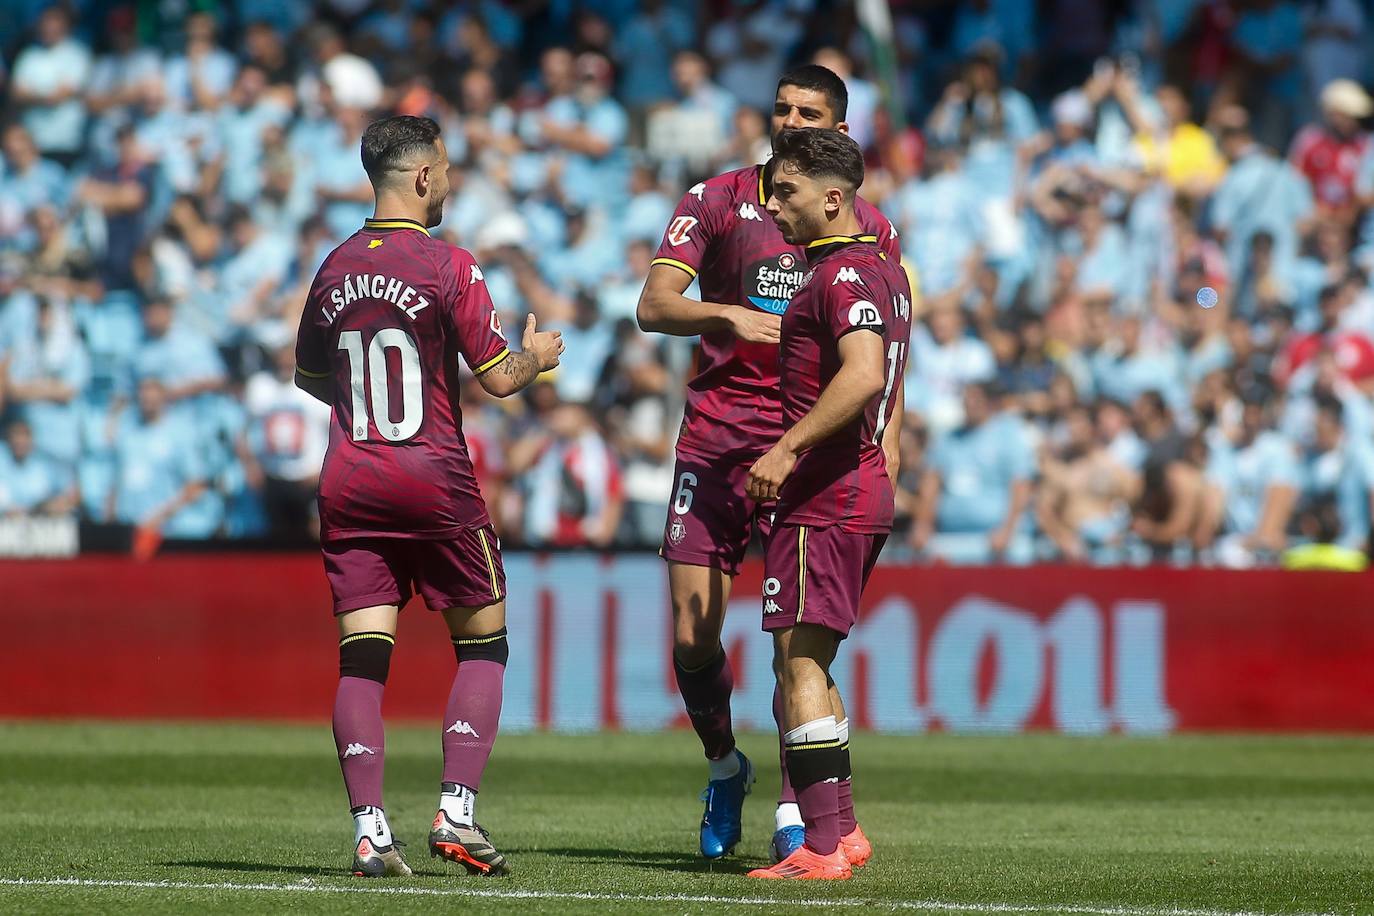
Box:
[764,598,783,615]
[446,720,480,739]
[342,743,375,758]
[668,518,687,547]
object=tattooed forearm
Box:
[490,350,541,391]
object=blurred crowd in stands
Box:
[4,0,1374,568]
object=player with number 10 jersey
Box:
[297,217,509,548]
[294,115,561,880]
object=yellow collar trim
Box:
[364,218,431,237]
[806,235,863,248]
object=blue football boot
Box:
[770,824,805,863]
[698,749,755,858]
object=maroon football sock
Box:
[333,676,386,809]
[787,743,842,856]
[837,778,856,835]
[673,646,736,761]
[837,719,855,833]
[442,631,508,789]
[773,684,797,804]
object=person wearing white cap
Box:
[1289,78,1372,219]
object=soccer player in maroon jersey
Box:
[744,128,912,880]
[294,116,563,878]
[637,65,901,861]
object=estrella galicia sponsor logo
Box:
[746,254,809,315]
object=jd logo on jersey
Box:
[747,253,808,315]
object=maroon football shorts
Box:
[761,522,887,638]
[659,452,773,576]
[322,524,506,615]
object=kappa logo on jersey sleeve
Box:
[689,182,706,200]
[666,216,698,246]
[470,263,484,283]
[832,267,864,285]
[847,300,884,328]
[738,202,762,221]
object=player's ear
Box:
[835,120,850,135]
[825,186,843,216]
[415,163,430,198]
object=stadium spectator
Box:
[1038,403,1138,562]
[132,297,227,405]
[1211,105,1314,283]
[1124,82,1228,198]
[242,342,330,542]
[915,382,1035,564]
[1226,0,1305,149]
[1297,394,1374,550]
[512,400,623,548]
[1210,393,1303,566]
[164,11,237,112]
[615,0,695,115]
[3,293,87,466]
[0,124,66,246]
[1288,79,1373,222]
[906,301,996,436]
[8,6,90,165]
[0,417,76,517]
[108,376,221,539]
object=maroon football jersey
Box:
[652,164,900,461]
[775,236,913,534]
[295,217,511,541]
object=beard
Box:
[425,194,445,228]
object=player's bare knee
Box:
[339,631,395,684]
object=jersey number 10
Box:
[337,328,424,442]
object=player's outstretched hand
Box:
[725,305,781,344]
[524,313,564,371]
[747,443,797,502]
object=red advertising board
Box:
[3,555,1372,732]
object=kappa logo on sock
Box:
[446,720,480,738]
[342,743,375,758]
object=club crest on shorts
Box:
[668,517,687,546]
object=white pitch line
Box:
[0,877,1352,916]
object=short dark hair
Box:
[360,115,442,183]
[777,64,848,121]
[772,127,864,195]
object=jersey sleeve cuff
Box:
[295,365,330,379]
[472,347,511,376]
[651,257,698,279]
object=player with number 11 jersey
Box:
[637,64,901,864]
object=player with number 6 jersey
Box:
[294,115,562,880]
[637,64,902,864]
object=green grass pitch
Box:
[3,722,1372,914]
